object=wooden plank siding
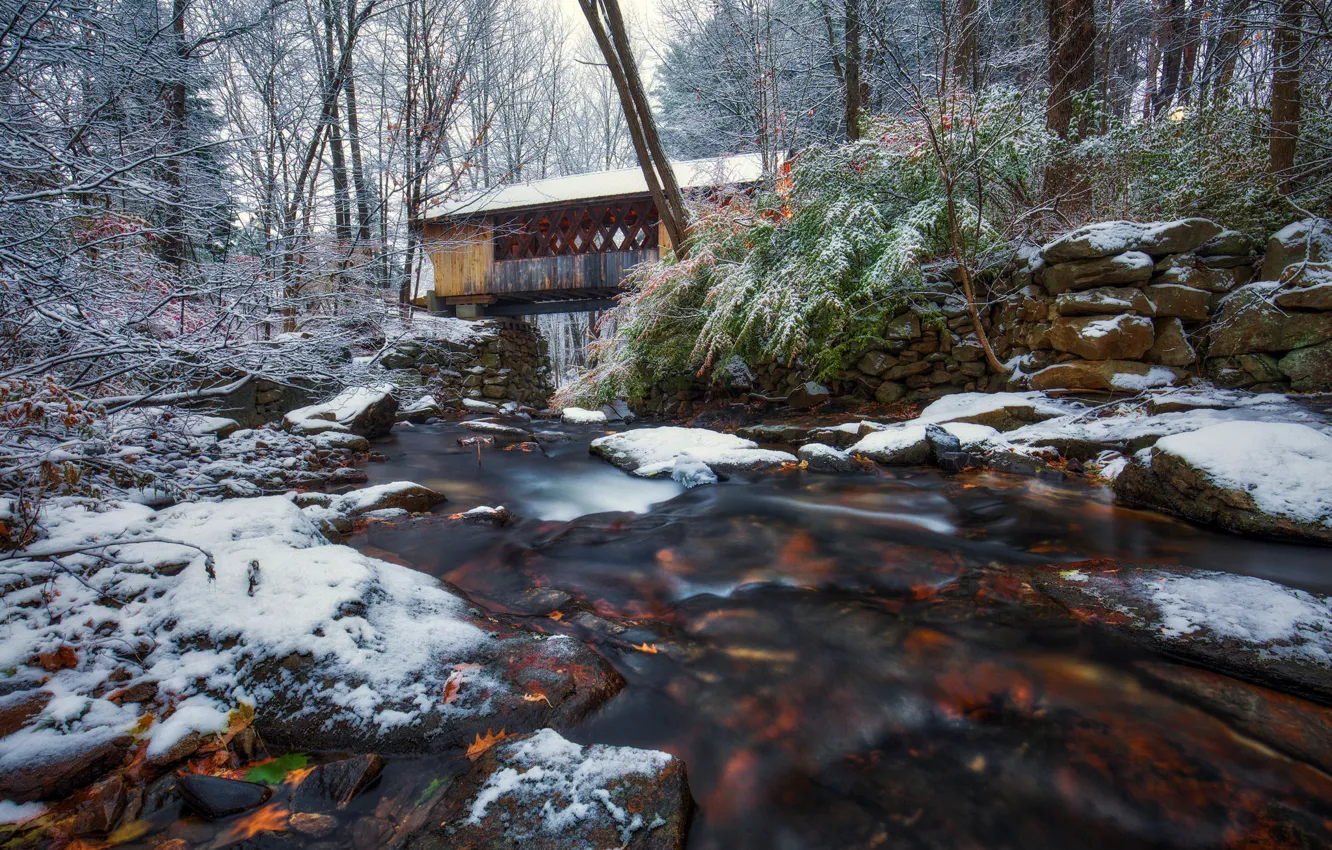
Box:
[423,195,672,304]
[488,249,658,297]
[425,220,493,298]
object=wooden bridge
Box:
[421,154,763,317]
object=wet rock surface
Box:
[1034,561,1332,703]
[176,774,273,819]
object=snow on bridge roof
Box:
[425,153,766,220]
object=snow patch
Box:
[1137,572,1332,660]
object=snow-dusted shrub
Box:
[561,94,1038,406]
[1071,104,1332,238]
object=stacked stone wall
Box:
[629,215,1332,417]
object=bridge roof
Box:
[426,153,765,220]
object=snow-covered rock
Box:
[284,385,398,437]
[399,394,443,423]
[1114,421,1332,544]
[463,398,500,413]
[1027,360,1185,392]
[849,422,999,465]
[798,443,861,473]
[335,481,447,516]
[1037,562,1332,702]
[562,406,608,425]
[1041,219,1221,264]
[462,419,530,437]
[914,392,1070,432]
[590,427,796,479]
[0,497,620,799]
[1261,218,1332,282]
[1006,388,1315,459]
[403,729,689,850]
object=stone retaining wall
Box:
[629,215,1332,416]
[429,320,554,409]
[997,217,1331,394]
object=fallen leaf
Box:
[549,611,563,621]
[465,728,507,761]
[245,752,309,785]
[442,669,465,705]
[106,819,153,845]
[522,692,552,706]
[631,642,660,654]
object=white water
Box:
[534,312,615,388]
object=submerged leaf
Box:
[245,752,309,785]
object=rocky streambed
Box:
[4,387,1332,849]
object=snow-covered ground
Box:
[0,495,550,784]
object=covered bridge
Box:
[421,154,763,317]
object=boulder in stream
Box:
[1114,420,1332,544]
[401,729,689,850]
[283,385,398,438]
[591,427,796,480]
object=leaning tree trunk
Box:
[578,0,689,254]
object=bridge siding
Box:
[424,200,671,304]
[488,250,658,296]
[428,221,493,298]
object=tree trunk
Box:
[844,0,863,140]
[1142,29,1161,119]
[952,0,980,90]
[1151,0,1184,116]
[1044,0,1096,203]
[1268,0,1302,193]
[162,0,189,273]
[341,0,373,245]
[322,0,352,243]
[1046,0,1096,140]
[1177,0,1201,105]
[579,0,689,254]
[1203,0,1252,104]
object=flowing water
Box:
[126,418,1332,848]
[343,420,1332,849]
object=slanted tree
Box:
[578,0,690,253]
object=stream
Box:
[122,418,1332,849]
[334,420,1332,849]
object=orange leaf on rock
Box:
[465,728,507,761]
[632,642,660,654]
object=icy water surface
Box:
[127,418,1332,849]
[343,421,1332,849]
